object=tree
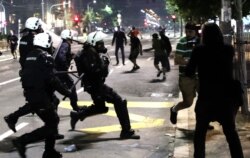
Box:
[166,0,250,22]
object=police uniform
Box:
[4,32,37,133]
[4,32,61,133]
[55,40,79,111]
[12,48,70,158]
[71,42,139,139]
[19,32,35,69]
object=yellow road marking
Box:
[59,101,174,109]
[59,101,173,133]
[79,119,165,134]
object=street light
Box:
[87,0,96,32]
[49,0,71,29]
[87,0,96,13]
[117,13,122,26]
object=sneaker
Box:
[170,106,177,124]
[157,71,162,77]
[120,129,140,139]
[162,76,166,81]
[4,115,17,133]
[42,149,62,158]
[12,139,26,158]
[70,111,79,130]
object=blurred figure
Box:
[159,29,172,72]
[128,33,142,71]
[7,30,18,59]
[186,23,244,158]
[151,33,168,80]
[112,26,127,65]
[127,26,142,39]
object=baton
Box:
[62,73,84,100]
[55,71,78,74]
[72,39,85,45]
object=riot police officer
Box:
[4,17,45,133]
[71,31,140,139]
[12,33,71,158]
[19,17,44,69]
[54,29,80,111]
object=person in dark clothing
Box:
[185,23,244,158]
[112,26,127,65]
[19,17,44,69]
[4,17,46,133]
[11,33,71,158]
[159,29,172,72]
[152,33,168,80]
[54,29,80,111]
[127,26,142,39]
[70,31,140,139]
[128,33,142,71]
[7,30,18,59]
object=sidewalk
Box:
[172,96,250,158]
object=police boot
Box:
[114,100,140,139]
[42,149,62,158]
[12,138,26,158]
[70,105,108,130]
[4,114,18,133]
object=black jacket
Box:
[21,48,70,106]
[112,31,127,46]
[75,44,109,89]
[55,40,72,71]
[185,44,235,110]
[19,32,35,68]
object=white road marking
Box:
[0,77,20,86]
[0,122,29,141]
[0,57,15,62]
[109,69,114,75]
[76,87,84,94]
[147,57,153,61]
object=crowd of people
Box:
[2,16,245,158]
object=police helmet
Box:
[86,31,107,46]
[61,29,73,40]
[25,17,41,30]
[33,33,52,48]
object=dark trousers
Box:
[115,45,125,64]
[7,95,59,122]
[166,57,170,71]
[194,109,244,158]
[57,73,78,110]
[18,106,59,151]
[83,84,131,131]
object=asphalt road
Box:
[0,34,180,158]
